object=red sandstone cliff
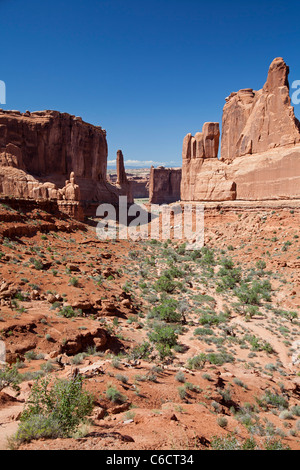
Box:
[181,58,300,202]
[180,122,236,201]
[0,110,131,212]
[149,166,181,204]
[221,57,300,161]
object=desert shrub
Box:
[186,353,207,370]
[0,364,22,390]
[256,259,266,271]
[151,297,181,323]
[217,258,241,291]
[194,327,214,336]
[24,351,45,361]
[261,390,289,409]
[281,310,298,322]
[69,276,79,287]
[242,437,258,450]
[235,283,260,305]
[245,335,274,354]
[291,405,300,416]
[177,386,187,400]
[175,371,186,383]
[14,414,64,443]
[163,265,185,279]
[129,341,153,360]
[263,438,290,450]
[233,377,248,389]
[211,434,241,450]
[206,352,234,366]
[18,376,94,440]
[40,361,56,373]
[71,353,85,365]
[193,294,216,304]
[105,385,127,404]
[154,275,177,293]
[58,305,79,318]
[198,311,229,326]
[115,374,129,384]
[217,416,228,428]
[279,410,294,420]
[236,279,272,306]
[199,247,215,266]
[29,258,44,270]
[148,325,178,348]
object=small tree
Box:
[17,375,94,441]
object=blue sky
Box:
[1,0,300,168]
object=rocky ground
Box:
[0,199,299,451]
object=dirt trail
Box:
[0,404,23,450]
[233,317,293,370]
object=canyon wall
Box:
[149,166,181,204]
[221,57,300,161]
[181,57,300,202]
[0,110,132,215]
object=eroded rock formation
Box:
[0,110,132,215]
[181,122,236,201]
[221,58,300,161]
[108,169,149,199]
[115,150,133,203]
[181,58,300,202]
[149,166,181,204]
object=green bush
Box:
[186,353,207,370]
[175,371,186,383]
[69,276,79,287]
[211,434,241,450]
[206,352,234,366]
[105,385,127,404]
[15,414,63,443]
[199,247,215,266]
[217,258,241,291]
[148,325,178,348]
[261,390,289,409]
[58,305,79,318]
[130,341,153,360]
[154,275,177,293]
[0,364,22,391]
[151,298,181,323]
[18,376,94,440]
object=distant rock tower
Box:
[116,150,133,203]
[116,150,127,185]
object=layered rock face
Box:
[221,58,300,161]
[0,110,132,214]
[181,58,300,202]
[149,166,181,204]
[181,122,236,201]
